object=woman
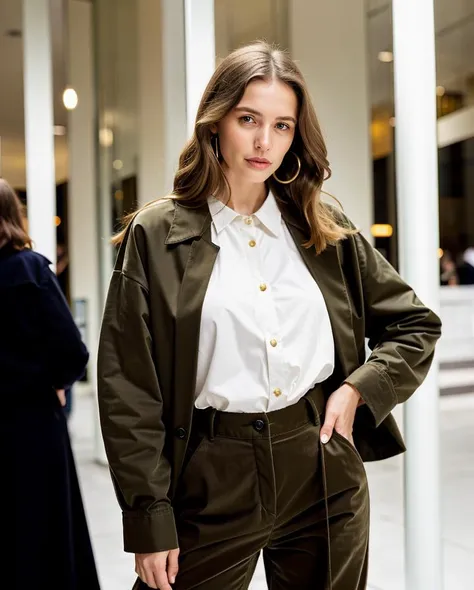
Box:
[0,179,101,589]
[98,42,441,590]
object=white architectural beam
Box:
[22,0,56,264]
[392,1,442,588]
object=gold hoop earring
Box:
[212,135,220,160]
[272,151,301,184]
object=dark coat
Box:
[97,198,442,554]
[457,261,474,285]
[0,245,101,590]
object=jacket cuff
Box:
[344,363,397,427]
[123,508,178,553]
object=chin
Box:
[244,167,272,182]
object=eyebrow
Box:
[234,106,297,125]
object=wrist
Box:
[343,382,364,405]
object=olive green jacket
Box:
[97,197,441,554]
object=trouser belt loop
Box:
[305,395,321,427]
[209,408,217,442]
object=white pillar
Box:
[161,0,215,191]
[289,0,373,237]
[392,2,442,589]
[137,0,165,205]
[184,0,216,138]
[161,0,187,192]
[67,0,105,460]
[22,0,56,264]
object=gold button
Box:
[273,388,282,397]
[245,217,253,225]
[270,339,278,347]
[249,240,256,248]
[259,283,267,292]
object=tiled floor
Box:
[71,392,474,590]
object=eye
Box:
[276,122,291,131]
[239,115,255,124]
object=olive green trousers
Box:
[136,386,369,589]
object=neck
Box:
[216,167,268,215]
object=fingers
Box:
[320,410,336,444]
[167,548,180,585]
[154,568,173,590]
[135,551,178,590]
[56,389,66,407]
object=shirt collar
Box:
[253,190,281,237]
[207,190,282,237]
[207,197,241,234]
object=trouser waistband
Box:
[192,383,326,441]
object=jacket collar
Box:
[165,195,308,245]
[165,201,212,245]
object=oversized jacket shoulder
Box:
[116,198,176,284]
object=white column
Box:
[67,0,106,461]
[161,0,187,192]
[184,0,216,138]
[392,2,442,589]
[289,0,373,237]
[138,0,165,205]
[22,0,56,264]
[161,0,215,191]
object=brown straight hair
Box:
[112,41,356,252]
[0,179,32,250]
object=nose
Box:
[255,126,271,152]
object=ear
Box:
[210,123,218,134]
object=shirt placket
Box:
[241,216,286,411]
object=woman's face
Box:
[214,78,298,184]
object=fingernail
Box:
[321,434,329,444]
[171,576,176,584]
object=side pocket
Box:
[332,430,364,465]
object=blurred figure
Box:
[0,179,101,589]
[440,249,459,286]
[457,246,474,285]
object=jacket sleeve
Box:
[38,266,89,389]
[97,224,178,554]
[343,230,442,427]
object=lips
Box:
[246,158,271,164]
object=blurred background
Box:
[1,1,473,589]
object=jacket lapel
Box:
[174,234,219,412]
[165,202,219,485]
[282,208,360,381]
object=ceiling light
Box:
[53,125,66,136]
[99,128,114,147]
[113,160,123,170]
[389,117,396,127]
[378,51,393,63]
[63,87,78,110]
[436,86,446,97]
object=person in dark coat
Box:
[0,179,101,590]
[457,246,474,285]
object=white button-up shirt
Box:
[194,191,335,412]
